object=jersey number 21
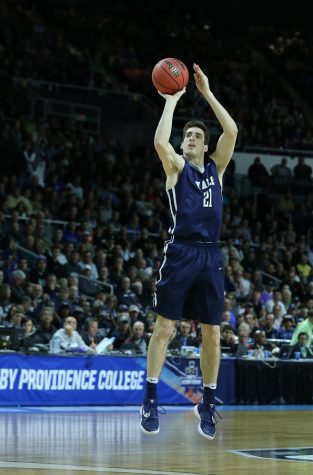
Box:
[203,189,212,207]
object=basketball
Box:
[152,58,189,94]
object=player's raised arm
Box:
[154,90,185,176]
[193,63,238,177]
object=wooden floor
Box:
[0,406,312,475]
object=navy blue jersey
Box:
[166,158,222,242]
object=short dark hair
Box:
[298,332,309,339]
[183,120,210,145]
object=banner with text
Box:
[0,354,235,406]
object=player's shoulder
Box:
[205,155,217,168]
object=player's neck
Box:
[188,158,205,172]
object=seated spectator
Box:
[29,256,48,286]
[123,321,147,355]
[64,251,82,275]
[276,192,295,220]
[9,270,27,303]
[26,307,58,348]
[173,320,199,349]
[281,285,293,310]
[276,314,294,340]
[290,332,313,359]
[259,281,275,306]
[43,273,59,303]
[3,305,24,329]
[111,314,132,350]
[46,245,67,277]
[220,325,237,355]
[235,324,252,356]
[296,253,312,278]
[260,313,278,339]
[20,317,36,349]
[80,318,103,350]
[290,309,313,348]
[250,329,273,358]
[49,316,93,354]
[79,251,99,280]
[115,276,139,307]
[128,304,144,323]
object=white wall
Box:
[233,152,313,175]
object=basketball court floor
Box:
[0,405,312,475]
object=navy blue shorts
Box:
[152,238,225,325]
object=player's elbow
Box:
[229,124,238,138]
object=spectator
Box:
[251,330,273,358]
[261,313,278,339]
[248,156,269,187]
[296,253,312,278]
[259,280,276,306]
[128,304,144,323]
[115,276,139,307]
[20,317,36,349]
[9,270,27,303]
[29,256,48,286]
[290,309,313,348]
[171,320,198,349]
[290,332,313,359]
[220,325,236,355]
[111,314,132,350]
[276,315,295,340]
[293,156,312,182]
[271,158,292,179]
[27,307,58,348]
[124,321,147,355]
[49,316,93,354]
[235,323,252,356]
[81,318,102,350]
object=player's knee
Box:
[155,317,175,340]
[201,325,220,345]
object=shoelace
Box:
[203,404,223,425]
[145,400,166,416]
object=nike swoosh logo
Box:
[219,267,223,271]
[143,410,150,418]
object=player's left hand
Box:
[193,63,210,94]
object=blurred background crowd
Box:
[0,0,313,359]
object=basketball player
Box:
[140,63,237,440]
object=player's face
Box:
[181,127,208,159]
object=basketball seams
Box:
[152,71,177,93]
[159,63,182,89]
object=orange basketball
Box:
[152,58,189,94]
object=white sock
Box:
[204,383,217,389]
[146,377,158,384]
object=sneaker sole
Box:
[193,405,215,440]
[139,406,160,435]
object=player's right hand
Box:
[158,88,186,100]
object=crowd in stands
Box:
[0,111,313,358]
[1,0,313,151]
[0,1,313,361]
